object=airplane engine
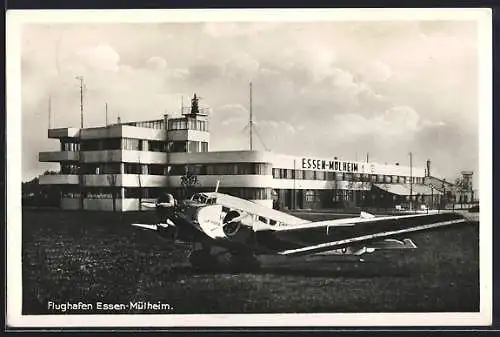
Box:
[222,210,243,237]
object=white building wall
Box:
[121,174,168,187]
[81,150,168,164]
[61,198,80,210]
[84,198,118,211]
[121,151,167,164]
[80,125,166,141]
[121,126,165,141]
[48,128,80,139]
[168,151,274,164]
[39,174,79,185]
[81,150,123,162]
[82,174,169,187]
[39,151,79,162]
[270,153,425,177]
[58,197,272,211]
[167,129,210,142]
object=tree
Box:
[23,171,60,207]
[106,168,118,212]
[180,166,199,199]
[455,177,470,208]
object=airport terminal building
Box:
[39,95,441,211]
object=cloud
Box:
[215,103,249,116]
[146,56,167,70]
[75,44,121,72]
[188,64,225,83]
[358,60,393,83]
[171,68,190,80]
[20,21,479,187]
[330,106,426,141]
[225,52,260,80]
[255,120,296,134]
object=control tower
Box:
[166,93,210,153]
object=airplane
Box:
[132,183,469,271]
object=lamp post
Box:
[429,184,434,211]
[440,181,446,212]
[293,159,296,210]
[409,152,413,212]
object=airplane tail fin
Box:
[366,238,418,250]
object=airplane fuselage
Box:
[154,201,461,256]
[133,191,468,270]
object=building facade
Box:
[39,95,436,211]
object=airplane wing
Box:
[270,212,468,256]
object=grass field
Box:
[21,209,479,314]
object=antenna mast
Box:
[48,95,52,129]
[249,82,253,151]
[75,76,84,128]
[105,102,108,126]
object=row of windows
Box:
[300,190,352,203]
[123,187,271,200]
[63,187,435,202]
[167,141,209,153]
[61,164,79,174]
[125,120,165,130]
[64,139,210,153]
[272,168,424,184]
[60,141,80,151]
[77,163,168,175]
[65,187,271,200]
[61,163,424,184]
[332,189,356,202]
[168,117,208,132]
[63,187,168,199]
[305,190,323,202]
[169,163,272,176]
[79,138,167,152]
[217,188,272,200]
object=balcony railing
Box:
[39,151,80,162]
[48,128,80,139]
[39,174,79,185]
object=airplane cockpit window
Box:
[207,197,216,205]
[269,219,277,226]
[258,216,268,224]
[191,193,208,204]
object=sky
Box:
[20,20,480,186]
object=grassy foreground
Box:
[21,209,479,314]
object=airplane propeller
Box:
[221,210,248,236]
[223,213,247,225]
